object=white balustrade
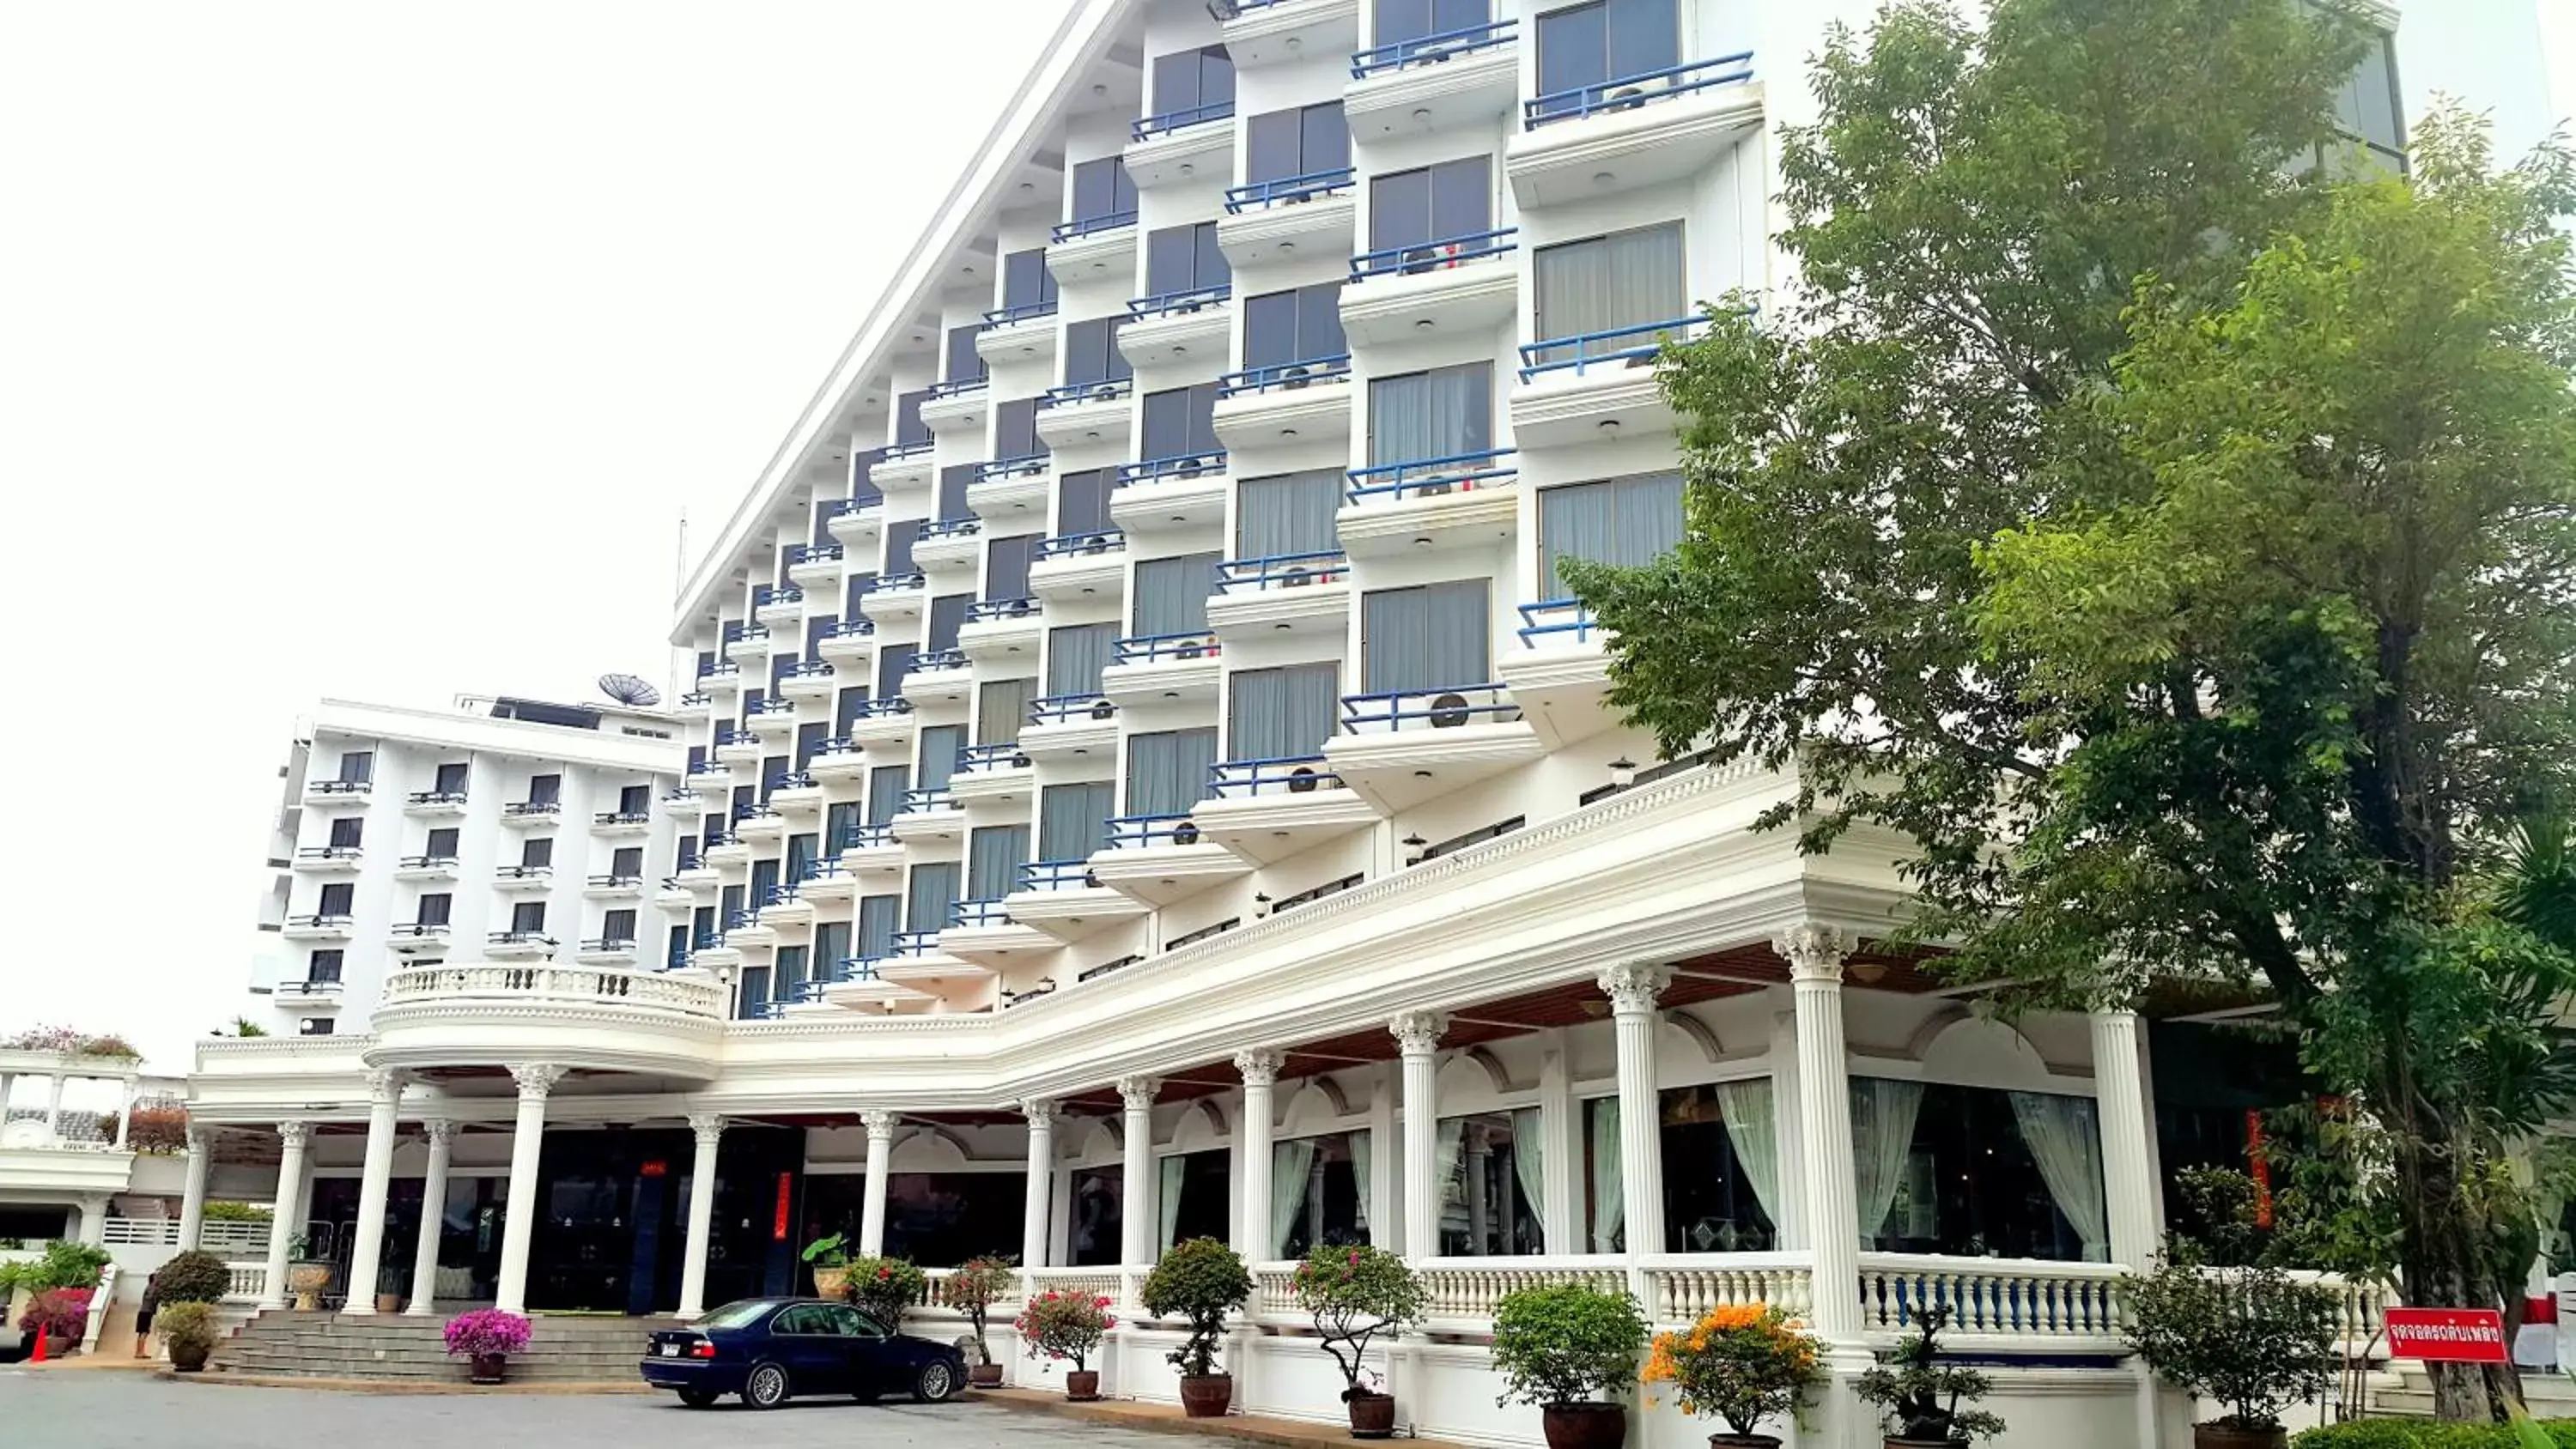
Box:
[223,1261,269,1302]
[1856,1253,2127,1342]
[101,1217,178,1246]
[1642,1253,1815,1325]
[381,963,725,1018]
[199,1220,274,1252]
[1024,1267,1124,1305]
[1253,1262,1301,1321]
[1414,1258,1629,1322]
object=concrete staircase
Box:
[2370,1365,2576,1418]
[210,1310,678,1384]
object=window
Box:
[937,465,975,523]
[794,720,826,770]
[968,825,1030,901]
[1270,1131,1371,1255]
[1229,665,1340,761]
[835,684,870,736]
[1236,470,1341,559]
[1144,221,1229,299]
[1132,554,1218,637]
[815,921,851,974]
[1376,0,1489,45]
[1657,1082,1778,1252]
[307,949,344,985]
[906,861,962,933]
[520,837,553,869]
[842,573,873,616]
[1856,1078,2105,1262]
[337,750,374,784]
[1531,224,1687,361]
[928,593,970,653]
[1582,1095,1624,1250]
[1047,622,1116,697]
[1067,1163,1126,1266]
[919,724,967,793]
[985,535,1037,602]
[601,908,637,944]
[1159,1148,1232,1252]
[667,924,691,969]
[1534,0,1680,112]
[976,678,1035,746]
[1059,470,1115,536]
[1539,472,1686,596]
[876,643,914,699]
[1368,364,1491,464]
[750,858,780,908]
[738,967,770,1019]
[1242,284,1346,370]
[327,816,363,849]
[526,773,562,806]
[895,389,932,448]
[1039,780,1115,861]
[618,783,650,815]
[1126,728,1218,816]
[1062,318,1131,391]
[510,900,546,934]
[774,945,807,998]
[299,1018,336,1037]
[1002,246,1057,312]
[317,882,355,917]
[2326,13,2404,172]
[857,894,901,959]
[1437,1111,1543,1255]
[1150,44,1234,119]
[1362,580,1490,694]
[424,828,459,859]
[1368,156,1491,253]
[884,518,921,576]
[944,322,984,385]
[1069,156,1138,227]
[994,398,1044,463]
[1246,101,1349,185]
[866,764,909,826]
[611,846,644,876]
[416,893,452,926]
[433,761,467,793]
[1139,384,1220,461]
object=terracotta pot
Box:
[1179,1373,1234,1418]
[1706,1436,1779,1449]
[1540,1402,1628,1449]
[969,1362,1004,1387]
[1347,1391,1398,1440]
[811,1265,851,1300]
[470,1352,506,1385]
[287,1263,331,1312]
[1066,1369,1101,1401]
[2193,1428,2287,1449]
[168,1341,211,1373]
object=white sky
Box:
[0,3,2567,1078]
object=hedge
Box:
[2293,1421,2576,1448]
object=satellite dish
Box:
[598,672,662,707]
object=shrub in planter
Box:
[153,1250,234,1307]
[2127,1258,2338,1449]
[1639,1302,1818,1449]
[835,1255,929,1329]
[442,1308,532,1385]
[157,1301,222,1373]
[1291,1244,1426,1440]
[1018,1289,1115,1400]
[948,1255,1018,1385]
[1854,1307,2005,1446]
[1142,1237,1255,1417]
[20,1288,94,1350]
[1490,1282,1651,1449]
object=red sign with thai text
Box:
[773,1173,793,1242]
[2384,1308,2508,1363]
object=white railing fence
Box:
[380,963,725,1017]
[223,1262,269,1303]
[1642,1252,1814,1324]
[1856,1252,2127,1343]
[100,1217,274,1252]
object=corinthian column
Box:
[1234,1050,1284,1258]
[495,1064,564,1316]
[1597,962,1671,1258]
[1391,1013,1448,1258]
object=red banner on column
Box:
[773,1172,793,1242]
[2384,1308,2508,1363]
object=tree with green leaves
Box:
[1567,0,2576,1422]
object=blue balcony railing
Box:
[787,542,842,567]
[1350,226,1517,281]
[763,882,803,908]
[951,899,1013,929]
[821,619,875,643]
[1218,355,1352,398]
[1127,282,1231,319]
[771,770,817,792]
[1351,17,1517,78]
[782,659,835,681]
[1034,529,1125,561]
[1517,598,1602,646]
[728,907,763,931]
[1224,167,1355,213]
[730,624,774,646]
[1106,813,1205,849]
[753,585,802,609]
[1133,100,1235,142]
[902,786,957,816]
[677,691,712,709]
[688,758,728,779]
[925,373,989,400]
[1517,314,1708,382]
[965,596,1041,624]
[981,298,1060,330]
[919,516,982,543]
[1051,212,1137,244]
[1217,550,1346,591]
[837,822,897,852]
[733,803,782,828]
[852,697,914,720]
[1029,693,1116,726]
[957,741,1029,772]
[716,728,757,749]
[704,828,742,850]
[859,571,926,596]
[910,647,969,674]
[894,929,942,957]
[799,858,849,886]
[1116,451,1228,487]
[975,454,1049,483]
[295,845,361,862]
[830,496,882,520]
[1340,682,1522,733]
[1524,52,1756,129]
[507,798,562,818]
[1020,859,1097,891]
[698,662,740,683]
[1041,377,1133,410]
[883,440,933,463]
[1211,755,1345,797]
[1346,447,1518,503]
[748,697,798,719]
[812,736,861,761]
[829,957,884,987]
[1114,630,1221,664]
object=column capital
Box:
[185,1125,210,1155]
[860,1109,900,1141]
[508,1064,567,1100]
[1116,1076,1161,1111]
[1771,923,1850,982]
[364,1068,407,1102]
[276,1119,311,1150]
[422,1119,459,1149]
[1388,1011,1449,1057]
[1595,962,1673,1016]
[688,1113,727,1146]
[1232,1048,1285,1088]
[1018,1098,1062,1126]
[2088,1000,2142,1026]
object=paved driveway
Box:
[0,1372,1172,1449]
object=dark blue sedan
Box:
[639,1298,966,1410]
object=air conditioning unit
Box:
[1281,567,1312,588]
[1417,478,1455,497]
[1172,822,1202,846]
[1399,243,1461,276]
[1090,700,1117,721]
[1286,767,1320,794]
[1281,365,1312,391]
[1091,384,1121,403]
[1429,692,1472,729]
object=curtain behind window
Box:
[1375,0,1490,45]
[857,894,900,957]
[1127,728,1218,816]
[986,535,1038,601]
[1002,246,1057,310]
[1236,470,1341,559]
[1133,554,1218,636]
[918,724,966,791]
[866,764,908,826]
[1047,623,1115,695]
[1368,365,1490,465]
[1536,0,1678,97]
[968,826,1030,901]
[1141,385,1220,458]
[1040,780,1116,861]
[1065,319,1131,388]
[1363,580,1490,694]
[1230,664,1340,761]
[905,862,961,933]
[977,678,1036,746]
[1533,224,1686,353]
[1070,157,1136,223]
[1539,472,1685,595]
[1060,470,1115,535]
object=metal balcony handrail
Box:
[1516,313,1710,382]
[1350,17,1517,78]
[829,496,882,518]
[902,785,957,812]
[1133,99,1234,142]
[503,800,562,816]
[749,698,799,718]
[860,571,927,595]
[1349,226,1517,281]
[1034,528,1126,560]
[1523,51,1756,129]
[1050,211,1137,244]
[727,907,762,930]
[1116,451,1228,486]
[1346,446,1519,502]
[965,596,1041,623]
[590,872,643,888]
[957,741,1030,771]
[677,690,712,707]
[308,779,369,795]
[787,542,843,565]
[295,845,361,860]
[837,822,897,851]
[753,585,803,608]
[981,299,1061,329]
[405,789,468,805]
[1209,755,1343,797]
[1040,377,1133,409]
[396,854,457,870]
[1224,167,1355,213]
[392,922,447,937]
[485,930,556,946]
[764,883,803,906]
[1127,282,1232,319]
[716,729,756,747]
[1105,812,1206,849]
[593,809,652,826]
[698,661,741,680]
[1020,858,1098,891]
[1215,549,1347,591]
[1113,630,1222,664]
[286,913,352,928]
[813,736,861,757]
[733,803,782,824]
[579,937,638,953]
[1340,682,1522,731]
[893,929,942,957]
[951,899,1013,929]
[782,660,835,680]
[496,864,552,879]
[911,646,969,673]
[852,697,914,719]
[975,454,1050,482]
[1029,693,1117,725]
[925,373,990,400]
[1516,597,1603,646]
[822,618,877,639]
[773,770,817,791]
[1218,354,1352,398]
[882,440,933,463]
[689,758,730,777]
[919,516,982,542]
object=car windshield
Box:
[695,1300,779,1331]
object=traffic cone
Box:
[31,1325,46,1362]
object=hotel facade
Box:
[179,1,2546,1442]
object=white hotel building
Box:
[186,0,2546,1441]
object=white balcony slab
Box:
[755,596,806,627]
[1035,391,1133,452]
[1100,653,1223,708]
[872,452,936,498]
[999,882,1151,943]
[951,760,1036,809]
[1123,118,1232,191]
[393,858,459,883]
[494,867,554,894]
[1335,485,1520,559]
[703,840,752,871]
[1030,546,1127,603]
[809,746,872,782]
[1344,38,1520,142]
[902,658,975,706]
[1222,0,1358,69]
[939,919,1058,962]
[697,669,743,696]
[1191,785,1380,865]
[968,470,1053,524]
[778,667,838,701]
[889,804,969,846]
[1047,225,1137,288]
[859,581,928,626]
[1507,368,1682,450]
[1216,191,1356,270]
[1211,377,1352,454]
[914,529,985,574]
[817,627,878,664]
[583,876,646,902]
[1339,262,1516,351]
[1119,300,1231,371]
[403,793,469,819]
[976,314,1058,368]
[826,504,884,548]
[736,811,787,844]
[1496,635,1618,748]
[959,612,1045,664]
[1207,577,1352,640]
[848,709,916,749]
[787,553,845,591]
[1019,708,1121,762]
[1109,470,1230,535]
[1322,717,1547,811]
[919,385,991,436]
[771,781,827,815]
[1083,842,1254,908]
[1506,82,1765,210]
[839,834,908,878]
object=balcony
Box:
[1345,19,1520,142]
[1510,52,1762,209]
[661,786,707,818]
[1191,755,1378,864]
[585,872,646,902]
[1212,356,1353,453]
[655,876,698,909]
[483,930,556,961]
[572,937,639,967]
[1510,315,1710,447]
[394,854,459,882]
[1220,0,1358,68]
[1029,530,1127,603]
[777,658,838,701]
[836,822,906,876]
[902,647,975,706]
[1323,682,1546,809]
[404,789,469,818]
[1035,378,1133,452]
[1492,600,1616,747]
[874,934,993,992]
[280,913,353,942]
[939,898,1055,961]
[817,957,927,1010]
[827,497,884,547]
[1218,170,1357,269]
[500,799,563,828]
[759,883,815,929]
[688,937,742,973]
[677,690,716,720]
[956,597,1042,663]
[798,859,857,902]
[919,374,992,435]
[1110,452,1230,534]
[387,922,449,955]
[976,299,1060,368]
[857,570,928,625]
[808,737,870,782]
[1047,213,1139,288]
[1207,550,1350,639]
[846,697,916,748]
[714,729,765,767]
[873,442,936,497]
[951,741,1035,807]
[969,456,1053,521]
[1340,227,1518,349]
[686,758,736,796]
[724,627,775,665]
[1086,814,1254,906]
[770,772,825,815]
[702,832,751,870]
[1119,286,1230,369]
[670,856,721,894]
[697,661,743,695]
[1002,859,1151,942]
[274,976,344,1010]
[372,962,724,1079]
[1338,448,1520,557]
[1102,630,1223,706]
[301,778,371,810]
[889,786,966,846]
[494,863,554,894]
[786,542,844,589]
[1125,101,1234,191]
[724,906,777,950]
[915,517,984,576]
[592,809,653,837]
[1020,694,1121,761]
[291,844,363,874]
[815,616,878,663]
[735,804,786,843]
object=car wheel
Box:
[677,1388,719,1409]
[743,1362,791,1410]
[913,1360,958,1404]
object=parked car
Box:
[639,1297,966,1410]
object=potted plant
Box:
[1492,1282,1652,1449]
[442,1307,532,1385]
[1290,1243,1426,1439]
[1141,1237,1255,1417]
[284,1233,331,1311]
[18,1288,93,1355]
[1854,1308,2005,1447]
[157,1301,221,1373]
[2124,1258,2337,1449]
[801,1232,853,1300]
[835,1254,930,1329]
[1017,1288,1115,1400]
[1639,1302,1818,1449]
[947,1255,1018,1387]
[152,1250,234,1311]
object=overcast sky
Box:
[0,3,2568,1079]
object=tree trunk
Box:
[2390,1095,2524,1422]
